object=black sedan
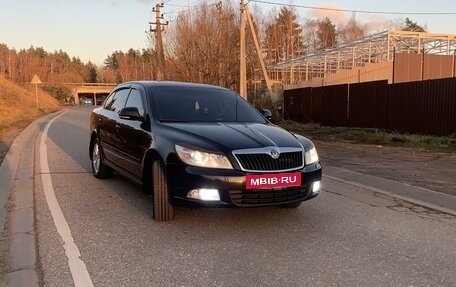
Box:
[89,81,322,221]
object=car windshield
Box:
[150,86,267,123]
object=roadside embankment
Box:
[0,75,62,163]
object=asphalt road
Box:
[34,106,456,287]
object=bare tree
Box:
[317,17,338,50]
[302,18,319,54]
[165,1,240,90]
[339,14,366,43]
[264,7,304,64]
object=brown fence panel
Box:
[388,77,456,136]
[423,54,454,80]
[312,84,348,126]
[419,78,456,136]
[284,77,456,136]
[283,88,299,121]
[347,80,389,129]
[283,87,312,122]
[394,53,422,83]
[388,81,420,134]
[394,53,456,83]
[310,87,323,123]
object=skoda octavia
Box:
[89,81,322,221]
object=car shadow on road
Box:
[99,171,325,231]
[42,106,327,230]
[43,106,95,173]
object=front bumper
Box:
[166,162,322,207]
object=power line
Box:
[163,6,197,16]
[162,0,200,15]
[250,0,456,15]
[162,1,220,18]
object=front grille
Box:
[234,151,303,172]
[229,187,310,206]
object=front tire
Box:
[91,138,113,179]
[152,160,174,221]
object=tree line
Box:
[0,44,97,83]
[100,2,426,92]
[0,0,426,103]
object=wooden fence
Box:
[283,77,456,136]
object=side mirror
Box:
[119,107,144,122]
[259,109,272,120]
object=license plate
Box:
[246,172,301,190]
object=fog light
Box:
[187,189,220,201]
[312,181,321,193]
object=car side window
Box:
[110,88,130,113]
[125,88,145,116]
[103,92,116,110]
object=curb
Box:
[323,166,456,216]
[1,118,42,287]
[1,111,63,287]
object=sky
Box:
[1,0,455,66]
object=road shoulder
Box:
[324,166,456,216]
[0,112,63,287]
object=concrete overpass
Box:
[71,83,117,105]
[40,83,117,105]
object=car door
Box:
[116,85,151,178]
[99,87,130,167]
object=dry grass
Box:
[277,120,456,153]
[0,75,62,138]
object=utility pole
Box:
[245,5,274,103]
[149,2,168,81]
[216,2,223,87]
[239,0,247,99]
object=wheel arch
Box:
[141,148,163,192]
[89,130,99,160]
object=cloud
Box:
[307,4,348,25]
[363,14,398,33]
[305,4,398,33]
[100,0,153,5]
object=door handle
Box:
[115,123,121,132]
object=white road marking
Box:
[40,110,94,287]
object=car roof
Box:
[118,81,230,91]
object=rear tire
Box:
[91,138,113,179]
[152,160,174,221]
[279,201,302,208]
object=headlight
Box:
[305,147,319,165]
[175,144,233,169]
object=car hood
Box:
[161,122,302,151]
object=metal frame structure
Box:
[269,30,456,85]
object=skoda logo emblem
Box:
[270,149,280,160]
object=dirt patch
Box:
[0,142,8,165]
[0,127,23,165]
[315,140,456,196]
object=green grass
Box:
[277,120,456,153]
